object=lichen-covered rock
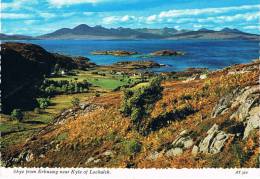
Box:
[211,88,241,118]
[243,112,260,139]
[191,145,199,156]
[198,124,232,154]
[209,131,231,154]
[165,148,183,157]
[172,135,194,149]
[148,151,160,161]
[198,124,219,153]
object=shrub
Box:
[37,98,51,109]
[123,139,142,155]
[40,79,91,96]
[11,109,23,121]
[71,97,80,107]
[120,77,163,132]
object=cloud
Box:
[47,0,98,7]
[1,13,33,19]
[243,25,260,30]
[1,0,37,10]
[197,12,260,23]
[146,15,157,23]
[38,12,57,19]
[102,15,136,24]
[158,4,260,19]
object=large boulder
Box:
[171,131,194,149]
[243,111,260,139]
[198,124,232,154]
[211,85,260,140]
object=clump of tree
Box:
[40,79,91,96]
[36,97,51,109]
[123,139,142,155]
[11,109,23,121]
[121,77,163,134]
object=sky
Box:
[1,0,260,35]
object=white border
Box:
[0,168,260,179]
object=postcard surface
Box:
[0,0,259,178]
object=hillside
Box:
[1,42,96,113]
[0,33,35,40]
[1,25,259,40]
[39,25,260,40]
[1,49,259,168]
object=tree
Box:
[37,98,51,109]
[11,109,23,121]
[121,77,163,132]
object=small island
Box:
[150,50,184,56]
[91,50,138,56]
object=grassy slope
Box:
[1,70,141,149]
[49,70,139,90]
[3,61,258,168]
[2,62,259,168]
[0,93,93,148]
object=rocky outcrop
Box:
[150,50,184,56]
[91,50,138,56]
[148,130,194,159]
[197,124,232,154]
[54,102,102,125]
[171,130,194,149]
[243,111,260,139]
[211,85,260,139]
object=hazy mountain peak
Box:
[197,28,212,32]
[73,24,91,30]
[221,28,242,33]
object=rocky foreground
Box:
[2,58,259,168]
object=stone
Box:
[209,132,230,154]
[207,124,219,134]
[79,103,89,110]
[165,148,183,157]
[198,124,232,154]
[243,112,260,139]
[200,74,207,79]
[192,145,199,156]
[102,150,114,156]
[85,157,95,164]
[199,131,217,153]
[93,159,101,163]
[171,131,194,150]
[25,151,34,162]
[231,94,259,122]
[183,139,194,149]
[179,130,188,136]
[148,151,160,161]
[211,88,242,118]
[39,154,45,158]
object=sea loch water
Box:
[16,39,259,72]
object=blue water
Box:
[16,40,259,72]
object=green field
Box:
[0,92,92,148]
[1,69,144,149]
[48,70,141,90]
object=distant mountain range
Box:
[1,24,259,40]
